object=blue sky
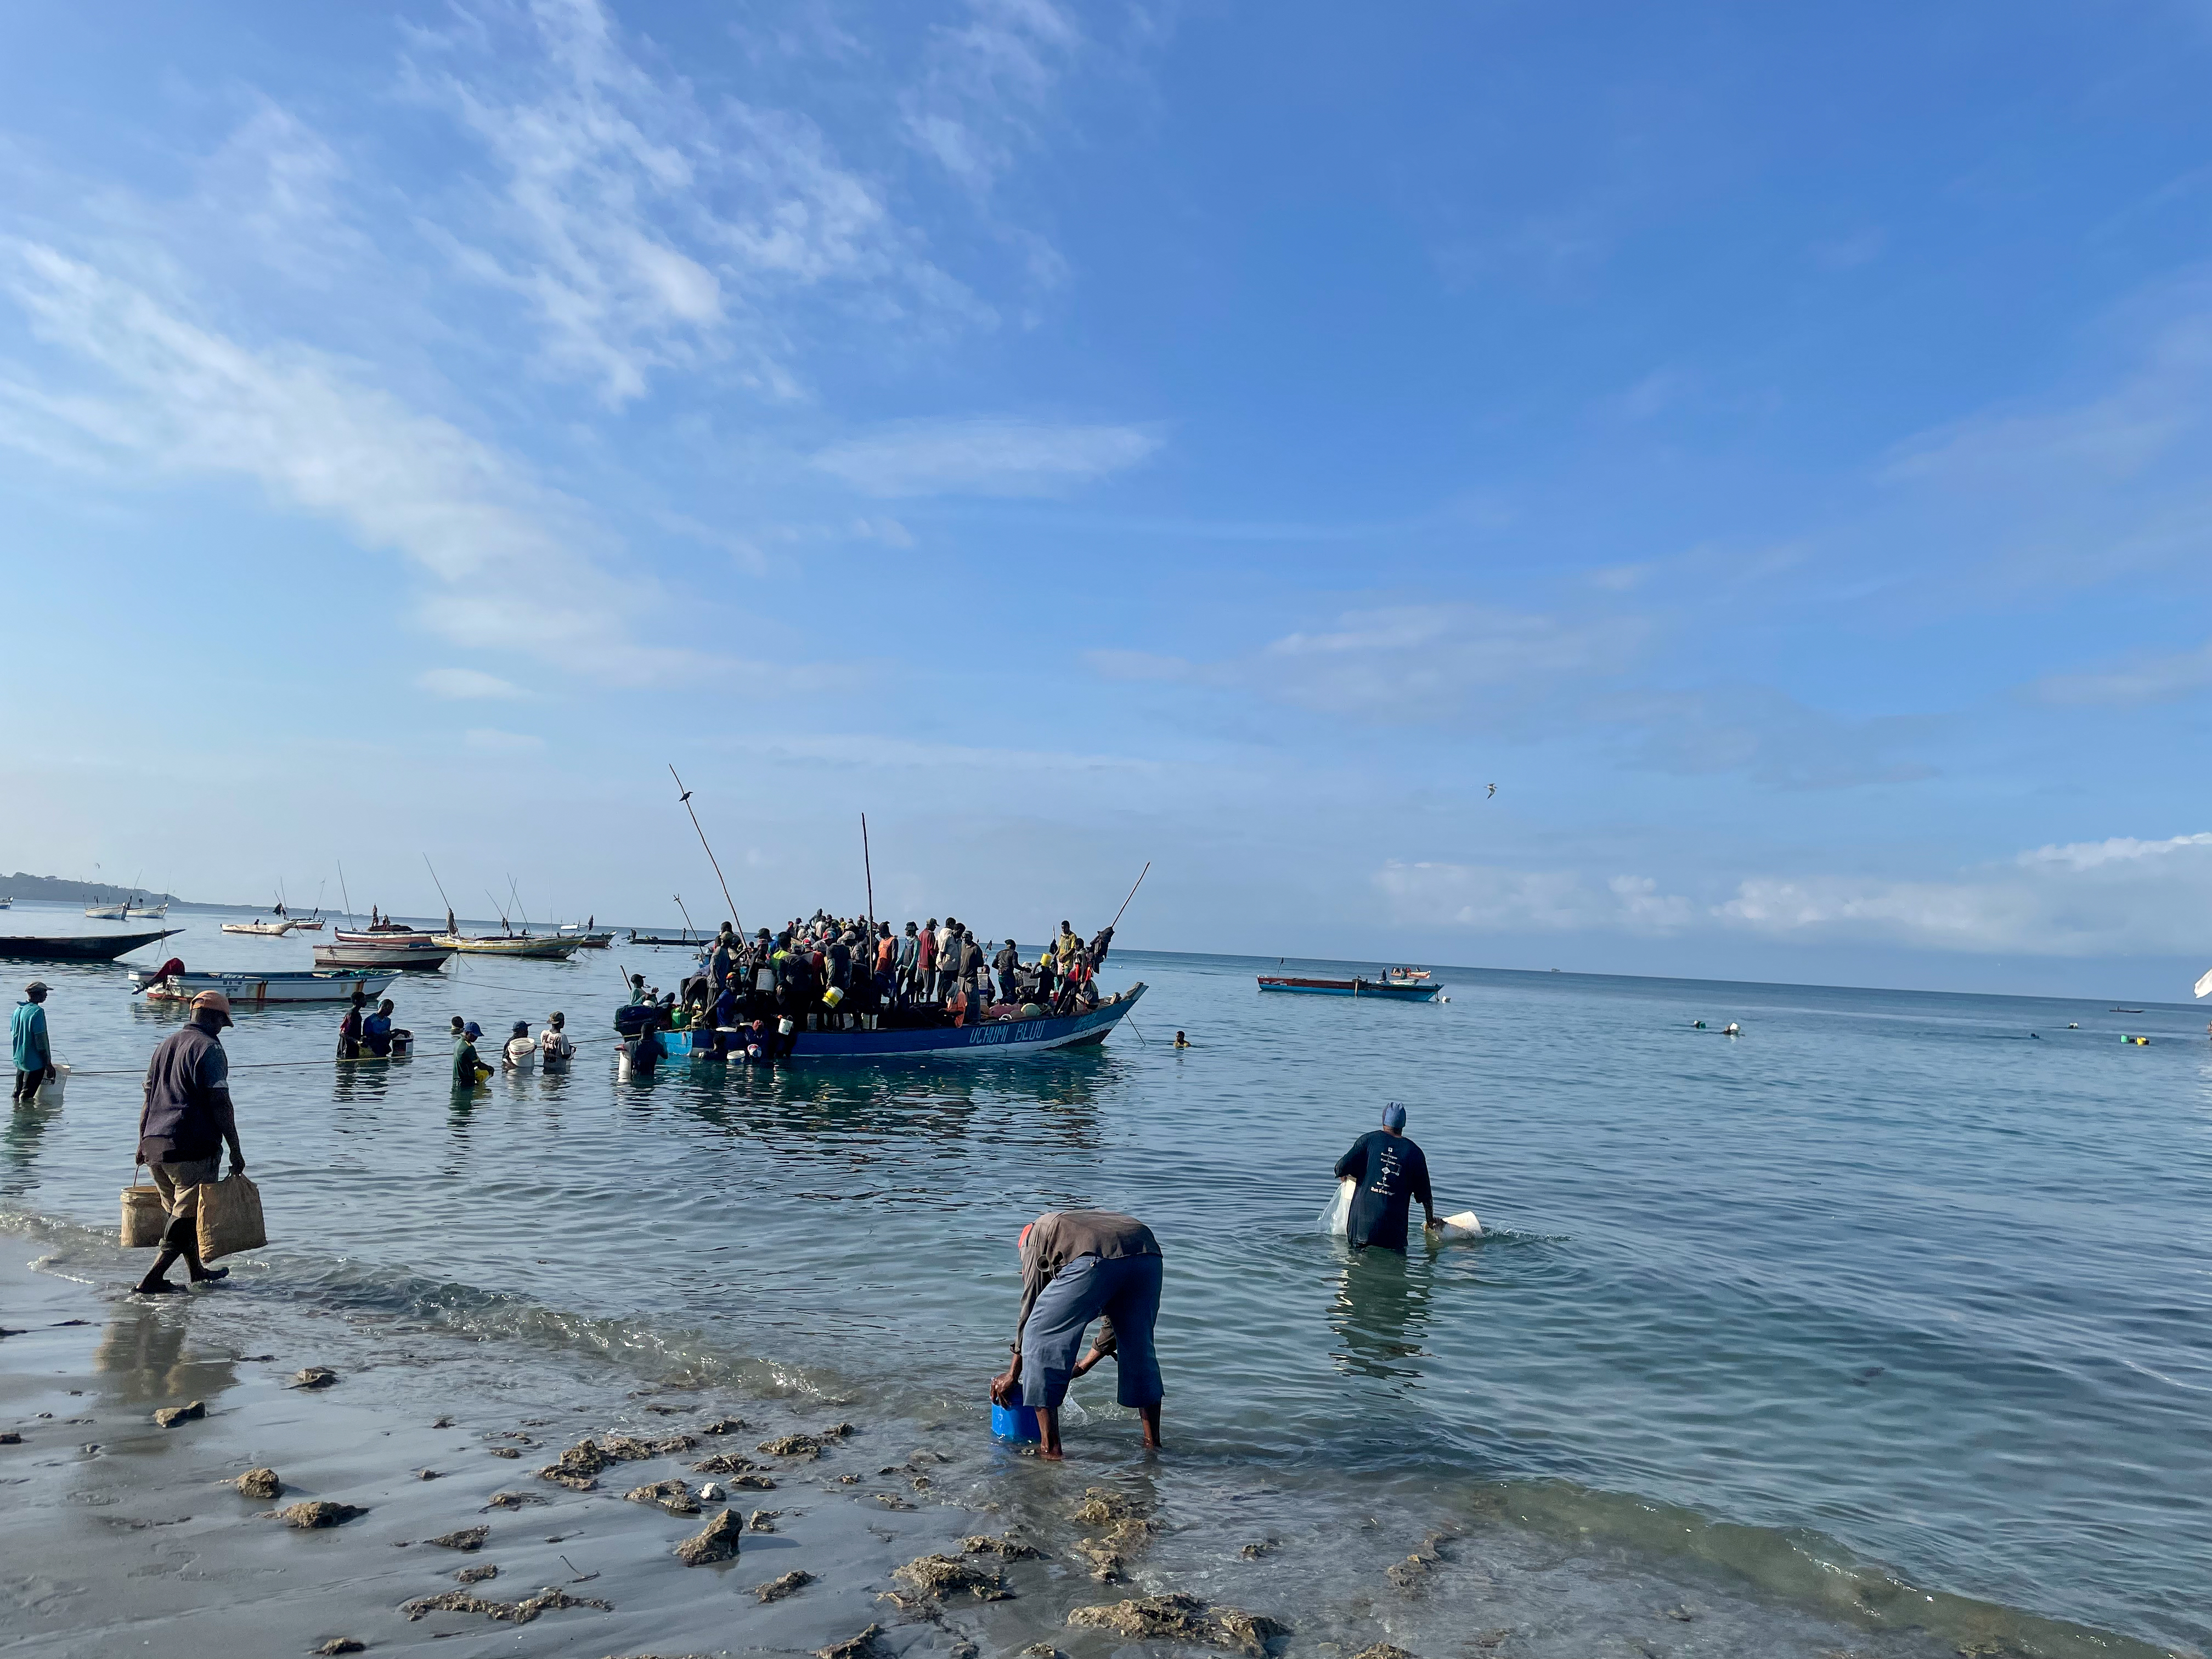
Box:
[4,1,2212,994]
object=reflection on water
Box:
[1327,1246,1433,1386]
[3,1099,60,1199]
[92,1301,239,1407]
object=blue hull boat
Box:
[650,983,1148,1062]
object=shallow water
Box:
[5,904,2208,1655]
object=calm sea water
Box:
[4,904,2208,1655]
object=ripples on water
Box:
[4,910,2208,1654]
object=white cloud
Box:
[1381,832,2212,958]
[0,239,703,684]
[407,0,980,404]
[419,667,525,699]
[464,726,546,752]
[901,0,1084,192]
[2032,639,2212,708]
[1260,605,1645,714]
[811,416,1158,496]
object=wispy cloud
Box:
[901,0,1084,193]
[1382,832,2212,958]
[406,0,980,404]
[811,416,1158,496]
[419,667,526,700]
[0,239,702,684]
[2031,639,2212,708]
[723,731,1161,774]
[465,726,546,752]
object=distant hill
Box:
[2,872,189,905]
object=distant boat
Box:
[126,900,169,918]
[84,901,130,919]
[0,927,183,962]
[436,933,581,961]
[0,896,12,909]
[1257,973,1442,1002]
[288,914,325,932]
[317,934,456,970]
[130,966,399,1004]
[222,919,297,936]
[558,923,614,947]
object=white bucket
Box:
[35,1062,69,1108]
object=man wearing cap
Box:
[989,1210,1165,1459]
[453,1021,491,1088]
[1333,1103,1439,1252]
[133,990,246,1294]
[12,979,55,1105]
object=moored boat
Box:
[1257,973,1442,1001]
[130,966,399,1004]
[436,933,582,961]
[84,901,130,919]
[126,901,169,919]
[0,928,183,962]
[315,939,456,969]
[222,920,297,936]
[630,983,1149,1063]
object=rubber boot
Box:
[134,1216,191,1294]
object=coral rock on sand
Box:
[597,1432,659,1462]
[961,1532,1042,1559]
[153,1402,205,1428]
[673,1509,743,1565]
[650,1433,698,1454]
[427,1526,489,1551]
[755,1569,814,1602]
[701,1416,749,1435]
[398,1585,613,1624]
[312,1641,365,1655]
[288,1367,339,1390]
[1351,1646,1417,1659]
[279,1501,365,1529]
[1384,1531,1452,1593]
[757,1435,821,1459]
[1071,1487,1148,1525]
[893,1554,1011,1601]
[626,1479,701,1515]
[726,1472,778,1489]
[747,1509,778,1532]
[234,1467,281,1499]
[691,1452,754,1475]
[488,1447,522,1459]
[0,1432,20,1444]
[454,1563,499,1584]
[1067,1594,1288,1656]
[482,1490,546,1510]
[816,1623,883,1659]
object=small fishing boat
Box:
[627,984,1150,1064]
[1257,973,1443,1002]
[288,916,325,932]
[84,901,131,920]
[0,928,182,962]
[558,924,614,947]
[315,938,456,970]
[222,919,297,936]
[126,901,169,919]
[1385,967,1433,985]
[130,966,399,1004]
[436,933,581,961]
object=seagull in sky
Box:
[1487,782,1497,798]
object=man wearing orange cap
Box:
[990,1210,1164,1459]
[133,990,248,1295]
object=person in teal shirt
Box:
[12,979,53,1104]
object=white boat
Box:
[288,916,325,932]
[129,967,399,1005]
[126,901,169,919]
[84,901,130,919]
[316,938,456,970]
[435,933,581,961]
[222,920,297,936]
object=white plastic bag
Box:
[1317,1176,1355,1236]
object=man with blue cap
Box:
[1333,1102,1438,1251]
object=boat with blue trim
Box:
[640,983,1149,1062]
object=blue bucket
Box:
[991,1401,1041,1443]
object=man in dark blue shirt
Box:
[1333,1102,1438,1252]
[134,991,247,1294]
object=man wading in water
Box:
[991,1210,1165,1459]
[1333,1101,1438,1251]
[134,990,247,1295]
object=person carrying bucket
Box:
[990,1210,1165,1459]
[1333,1101,1439,1251]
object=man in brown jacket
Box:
[133,991,247,1295]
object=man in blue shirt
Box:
[12,979,54,1104]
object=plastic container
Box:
[991,1401,1041,1443]
[36,1062,69,1108]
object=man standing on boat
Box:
[1333,1103,1439,1252]
[12,979,55,1105]
[991,1210,1165,1459]
[133,991,246,1295]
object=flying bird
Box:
[1486,782,1497,798]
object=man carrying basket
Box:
[133,990,249,1295]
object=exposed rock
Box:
[893,1554,1010,1601]
[1663,1605,1697,1621]
[279,1500,365,1529]
[1350,1645,1415,1659]
[454,1563,499,1584]
[747,1509,779,1532]
[698,1482,726,1501]
[1239,1537,1279,1560]
[691,1452,754,1475]
[153,1401,205,1428]
[398,1585,613,1624]
[488,1447,522,1459]
[673,1508,742,1566]
[432,1414,455,1428]
[235,1467,281,1499]
[820,1421,856,1439]
[288,1368,339,1390]
[910,1476,933,1491]
[626,1479,701,1515]
[0,1432,20,1445]
[729,1472,778,1489]
[836,1472,861,1484]
[1066,1594,1287,1656]
[482,1490,546,1510]
[651,1433,697,1454]
[599,1432,658,1462]
[872,1493,915,1510]
[539,1469,597,1491]
[312,1642,365,1655]
[816,1623,883,1659]
[1070,1517,1159,1580]
[755,1569,814,1602]
[757,1435,821,1459]
[1070,1486,1146,1526]
[416,1469,443,1481]
[700,1416,749,1435]
[961,1532,1042,1559]
[1025,1647,1059,1658]
[427,1526,489,1551]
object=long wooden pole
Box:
[1109,861,1152,932]
[861,814,877,945]
[669,765,742,938]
